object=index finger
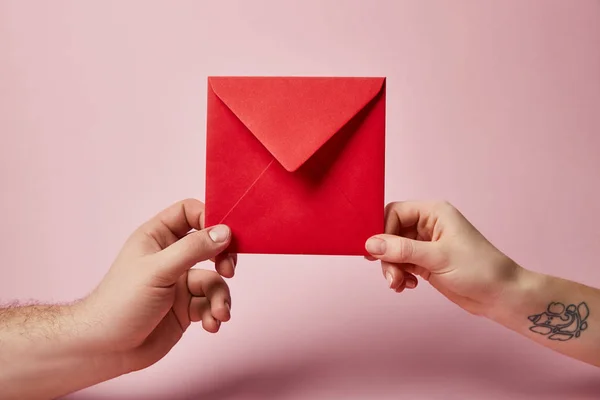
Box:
[148,198,204,238]
[134,199,205,251]
[384,201,431,234]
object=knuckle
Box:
[204,274,229,295]
[433,200,460,218]
[384,202,398,219]
[213,273,228,288]
[178,232,218,261]
[392,238,414,261]
[434,200,454,210]
[183,234,209,255]
[385,202,398,213]
[196,268,221,282]
[442,200,453,208]
[198,229,217,248]
[180,198,203,207]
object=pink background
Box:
[1,1,600,399]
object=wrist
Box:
[484,264,546,325]
[68,299,129,375]
[40,301,128,381]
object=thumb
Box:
[151,224,231,284]
[365,234,441,269]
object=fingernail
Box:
[366,237,386,255]
[386,271,393,288]
[406,279,417,289]
[229,255,236,269]
[209,225,230,243]
[225,301,231,312]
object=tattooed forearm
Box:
[527,302,589,341]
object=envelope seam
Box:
[335,184,369,227]
[218,159,275,224]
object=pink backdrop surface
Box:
[1,1,600,399]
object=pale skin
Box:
[365,201,600,366]
[0,200,599,399]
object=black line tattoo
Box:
[528,302,589,341]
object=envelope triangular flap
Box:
[209,76,385,172]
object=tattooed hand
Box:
[364,201,600,367]
[364,201,520,316]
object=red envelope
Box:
[205,77,385,255]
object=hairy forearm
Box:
[0,302,123,399]
[487,267,600,366]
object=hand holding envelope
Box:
[205,76,386,255]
